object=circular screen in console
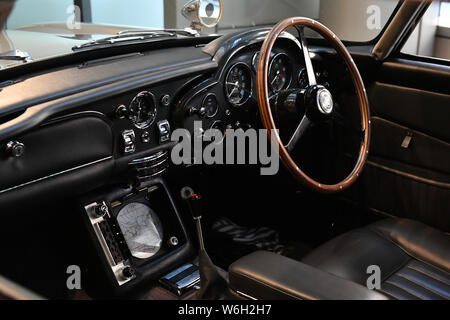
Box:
[117,202,164,259]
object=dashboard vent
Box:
[129,150,169,182]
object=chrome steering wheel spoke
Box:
[297,26,317,87]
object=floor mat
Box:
[208,217,312,269]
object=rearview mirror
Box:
[182,0,223,32]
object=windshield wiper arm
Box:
[72,29,196,52]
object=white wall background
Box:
[7,0,164,29]
[90,0,164,28]
[319,0,398,41]
[4,0,449,60]
[7,0,73,29]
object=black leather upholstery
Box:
[303,218,450,300]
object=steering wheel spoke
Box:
[285,115,311,153]
[297,26,317,87]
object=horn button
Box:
[305,85,334,121]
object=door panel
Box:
[352,58,450,231]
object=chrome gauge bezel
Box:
[202,93,219,118]
[128,91,157,129]
[224,62,253,108]
[268,52,293,93]
[251,51,260,73]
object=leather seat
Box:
[302,218,450,300]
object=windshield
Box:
[1,0,399,68]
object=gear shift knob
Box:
[181,186,202,219]
[187,193,202,219]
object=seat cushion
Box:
[302,218,450,300]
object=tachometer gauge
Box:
[225,63,252,107]
[128,91,157,129]
[269,53,292,93]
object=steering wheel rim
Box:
[257,17,371,193]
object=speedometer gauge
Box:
[269,53,292,93]
[225,63,252,107]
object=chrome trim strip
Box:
[0,156,113,195]
[234,289,258,300]
[366,160,450,189]
[129,151,168,165]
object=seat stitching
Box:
[395,274,449,299]
[376,288,400,300]
[367,226,450,275]
[381,257,412,282]
[384,280,424,300]
[407,265,450,286]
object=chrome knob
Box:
[6,141,25,158]
[121,266,135,280]
[94,204,108,218]
[168,236,179,247]
[115,104,128,119]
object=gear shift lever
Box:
[181,187,228,300]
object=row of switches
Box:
[121,120,171,154]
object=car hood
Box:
[0,23,147,69]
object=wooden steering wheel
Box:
[257,17,371,193]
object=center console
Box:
[80,178,194,296]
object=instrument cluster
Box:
[177,42,329,137]
[222,44,318,111]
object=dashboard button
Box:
[122,129,136,154]
[141,131,150,143]
[160,94,171,107]
[157,120,171,144]
[6,141,25,158]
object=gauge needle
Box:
[228,86,238,98]
[226,81,251,95]
[271,76,279,85]
[225,81,240,88]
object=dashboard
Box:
[0,29,337,210]
[0,27,337,296]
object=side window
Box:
[401,0,450,60]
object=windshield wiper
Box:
[0,49,33,63]
[117,28,198,37]
[72,29,197,52]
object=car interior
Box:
[0,0,448,301]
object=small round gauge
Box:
[128,91,157,129]
[225,63,252,107]
[268,53,292,93]
[298,68,308,88]
[202,94,219,118]
[252,52,260,73]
